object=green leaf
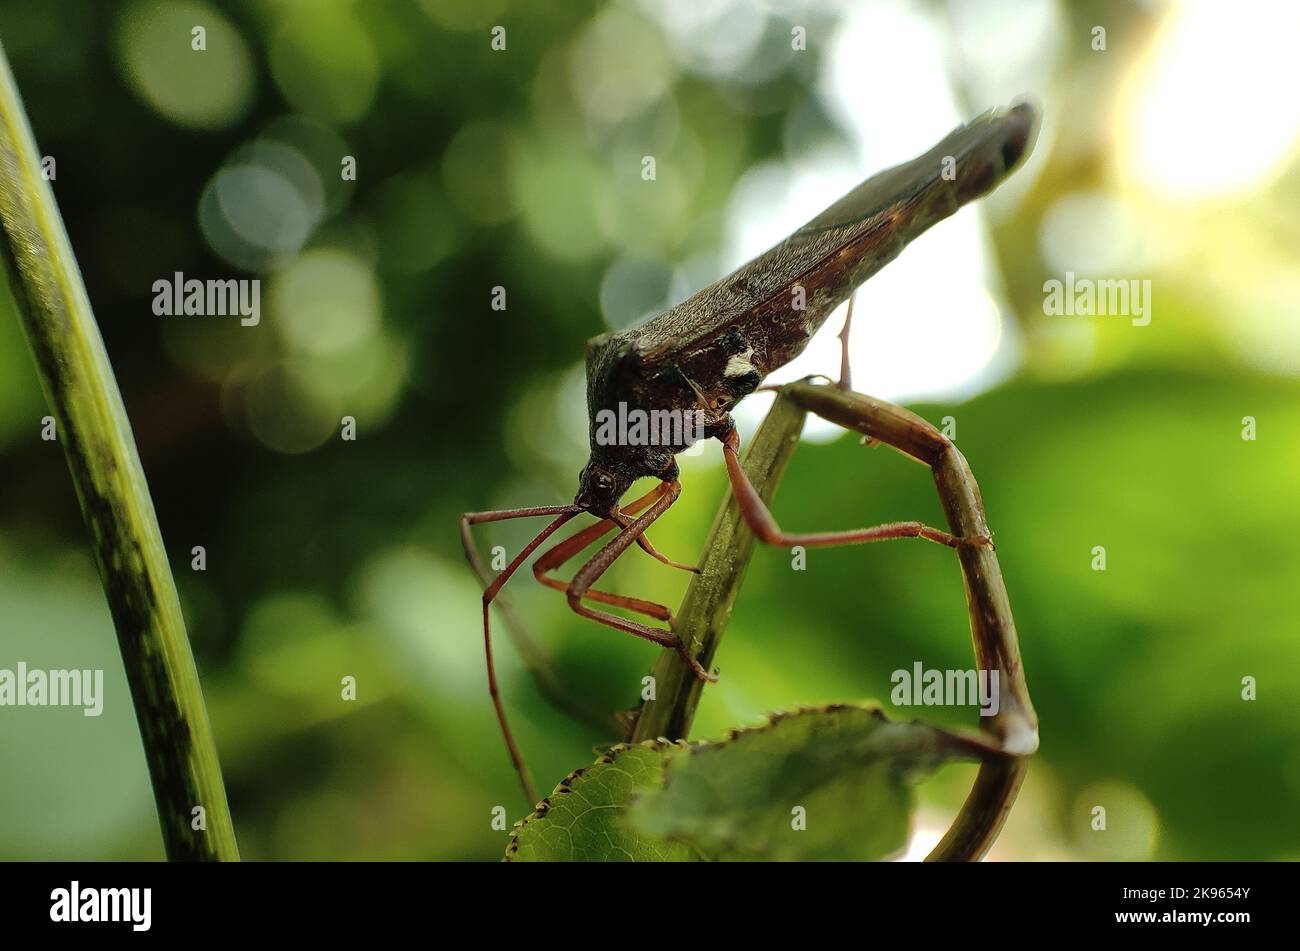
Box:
[628,704,989,861]
[505,740,698,862]
[507,703,992,861]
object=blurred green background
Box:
[1,0,1298,861]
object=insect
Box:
[462,101,1039,804]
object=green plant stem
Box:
[631,390,807,742]
[0,42,238,861]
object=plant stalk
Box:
[631,390,807,741]
[0,42,238,860]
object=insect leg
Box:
[838,294,856,391]
[719,426,992,550]
[460,506,620,734]
[564,482,718,683]
[620,516,699,572]
[533,484,679,623]
[615,482,699,573]
[460,504,579,805]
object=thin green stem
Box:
[0,42,238,860]
[631,391,807,742]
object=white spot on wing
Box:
[724,347,756,378]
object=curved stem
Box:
[0,42,238,861]
[632,381,1037,861]
[786,381,1037,861]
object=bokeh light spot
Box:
[1120,0,1300,202]
[1073,781,1160,860]
[115,0,254,130]
[270,248,382,356]
[242,362,339,454]
[1039,190,1154,276]
[599,255,674,330]
[569,8,675,123]
[269,8,380,124]
[198,137,329,271]
[513,144,606,261]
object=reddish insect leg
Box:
[720,426,992,550]
[462,485,696,804]
[622,512,699,573]
[533,484,681,623]
[838,294,856,391]
[619,482,699,573]
[564,482,718,683]
[461,503,579,805]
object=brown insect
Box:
[462,102,1039,803]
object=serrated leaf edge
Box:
[503,737,689,861]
